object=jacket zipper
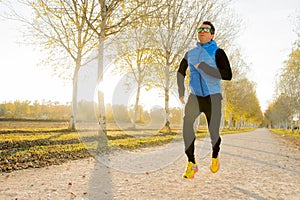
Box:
[198,48,205,96]
[199,74,205,96]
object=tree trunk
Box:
[98,37,106,132]
[97,1,107,133]
[164,87,171,132]
[132,84,141,129]
[228,112,232,129]
[163,63,171,133]
[298,112,300,133]
[69,66,79,131]
[69,48,82,131]
[291,118,294,133]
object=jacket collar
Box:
[196,40,217,48]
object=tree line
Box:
[3,0,263,130]
[264,12,300,130]
[0,95,261,129]
[265,39,300,129]
[0,100,183,124]
[0,100,70,120]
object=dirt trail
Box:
[1,128,300,200]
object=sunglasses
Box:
[197,27,211,33]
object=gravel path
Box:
[1,128,299,200]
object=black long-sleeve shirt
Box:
[177,48,232,97]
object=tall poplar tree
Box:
[19,0,100,130]
[83,0,162,131]
[150,0,239,131]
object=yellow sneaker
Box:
[210,157,220,173]
[183,162,199,179]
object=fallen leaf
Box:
[70,191,76,196]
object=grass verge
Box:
[269,128,300,137]
[1,127,254,172]
[269,128,300,151]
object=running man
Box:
[177,21,232,179]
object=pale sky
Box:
[231,0,299,111]
[0,1,299,112]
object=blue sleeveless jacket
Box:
[187,40,221,96]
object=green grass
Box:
[0,127,70,133]
[110,135,177,149]
[1,133,52,141]
[269,128,300,137]
[221,128,255,135]
[0,123,255,172]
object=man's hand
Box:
[195,62,205,69]
[179,96,185,104]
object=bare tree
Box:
[275,9,300,130]
[112,29,156,129]
[276,39,300,129]
[149,0,240,132]
[5,0,100,130]
[265,94,292,129]
[223,50,263,129]
[83,0,163,132]
[5,0,163,131]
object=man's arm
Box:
[215,48,232,80]
[197,49,232,80]
[177,53,188,102]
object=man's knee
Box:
[183,114,197,123]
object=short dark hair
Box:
[203,21,215,34]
